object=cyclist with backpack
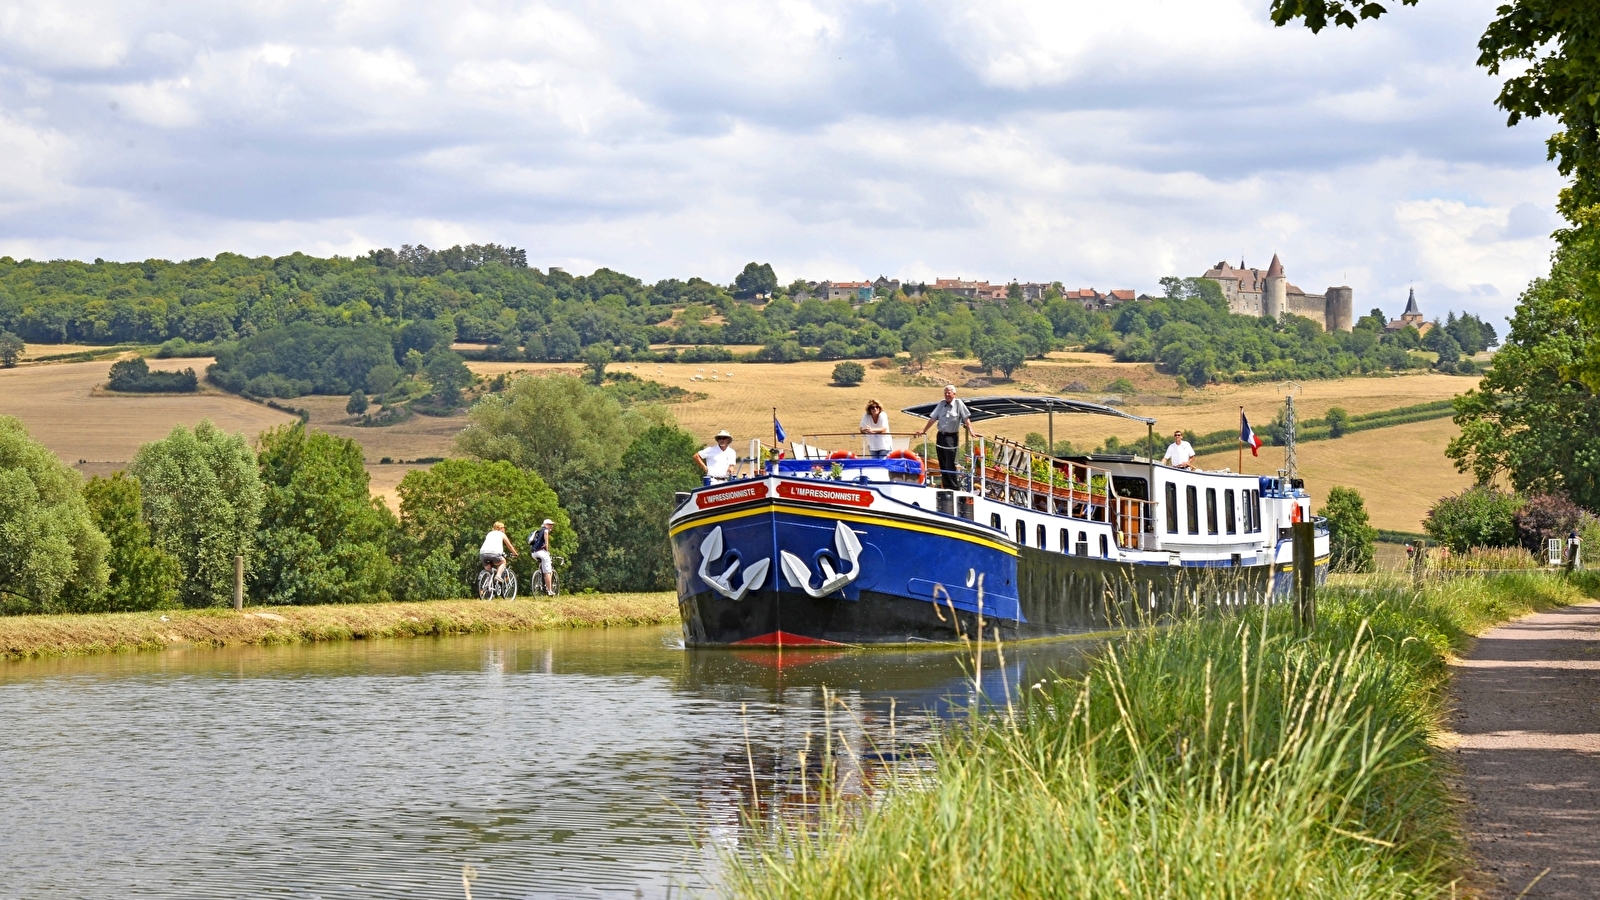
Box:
[479,522,518,591]
[529,518,556,596]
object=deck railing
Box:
[972,436,1154,549]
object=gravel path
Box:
[1451,600,1600,898]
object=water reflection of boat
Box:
[671,395,1329,647]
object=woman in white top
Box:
[859,400,892,458]
[478,521,518,582]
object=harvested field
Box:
[0,592,678,661]
[0,357,294,467]
[1192,416,1472,532]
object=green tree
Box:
[82,472,179,611]
[346,389,369,415]
[1324,406,1350,438]
[0,331,24,367]
[130,420,264,607]
[584,344,612,385]
[733,262,778,298]
[254,424,398,605]
[1448,251,1600,509]
[397,458,571,593]
[1424,486,1522,553]
[1319,486,1376,572]
[423,346,472,406]
[456,374,658,489]
[982,341,1026,378]
[831,361,866,385]
[908,338,936,370]
[0,416,109,611]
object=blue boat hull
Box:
[671,493,1295,647]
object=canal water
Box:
[0,626,1093,899]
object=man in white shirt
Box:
[694,429,739,482]
[1162,429,1196,470]
[859,400,892,458]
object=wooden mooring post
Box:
[233,554,244,611]
[1411,538,1428,587]
[1292,520,1315,630]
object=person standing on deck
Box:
[694,429,738,482]
[859,400,892,458]
[1162,430,1195,470]
[914,385,980,490]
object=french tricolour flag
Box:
[1240,410,1262,456]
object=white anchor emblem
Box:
[780,521,864,598]
[698,526,770,601]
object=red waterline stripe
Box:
[730,630,846,647]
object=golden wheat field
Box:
[0,357,296,467]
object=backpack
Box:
[528,529,548,552]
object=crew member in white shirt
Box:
[1162,429,1196,470]
[694,429,739,482]
[859,400,892,458]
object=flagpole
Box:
[1238,406,1244,474]
[772,406,778,453]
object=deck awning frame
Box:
[900,395,1156,425]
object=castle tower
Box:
[1263,253,1287,319]
[1325,286,1353,332]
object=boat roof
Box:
[901,395,1156,425]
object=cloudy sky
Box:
[0,0,1565,322]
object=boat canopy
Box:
[901,395,1156,425]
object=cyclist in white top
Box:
[695,429,738,482]
[1162,430,1196,470]
[859,400,892,458]
[479,521,518,582]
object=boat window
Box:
[1165,483,1178,533]
[1099,534,1109,557]
[1037,524,1046,549]
[1248,490,1259,532]
[1076,532,1089,556]
[1225,489,1237,534]
[1016,520,1026,546]
[991,512,1002,531]
[1060,529,1070,553]
[1206,488,1218,535]
[1185,485,1199,534]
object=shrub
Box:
[346,390,369,415]
[1514,493,1588,556]
[1320,486,1377,572]
[1423,486,1521,553]
[832,361,866,386]
[1325,406,1350,437]
[1105,377,1137,394]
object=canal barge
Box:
[670,396,1328,647]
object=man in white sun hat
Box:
[694,429,738,483]
[528,518,556,596]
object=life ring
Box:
[887,449,927,484]
[828,450,856,460]
[1291,503,1303,523]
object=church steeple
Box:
[1403,287,1420,317]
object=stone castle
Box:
[1202,255,1352,332]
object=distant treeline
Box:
[0,247,1495,390]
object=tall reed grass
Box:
[724,572,1600,899]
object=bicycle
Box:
[477,559,519,601]
[532,554,566,597]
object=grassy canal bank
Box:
[0,592,678,661]
[727,572,1600,899]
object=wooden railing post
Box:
[1292,521,1315,630]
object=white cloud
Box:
[0,0,1563,324]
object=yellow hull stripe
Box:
[670,502,1020,556]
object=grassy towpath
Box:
[1448,600,1600,898]
[0,593,678,661]
[726,573,1600,900]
